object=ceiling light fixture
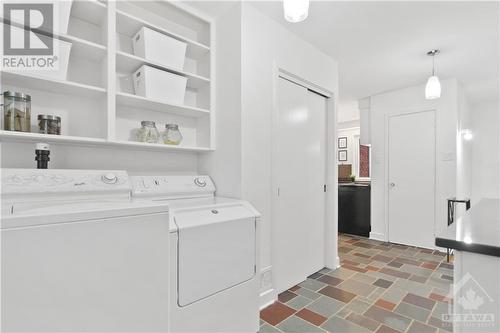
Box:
[283,0,310,23]
[425,49,441,100]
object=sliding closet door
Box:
[273,77,327,293]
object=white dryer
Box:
[132,175,260,333]
[1,169,170,333]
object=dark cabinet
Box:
[338,184,371,237]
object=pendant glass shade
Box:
[283,0,309,23]
[425,75,441,100]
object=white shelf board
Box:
[116,92,210,118]
[109,140,211,152]
[0,132,211,153]
[116,9,210,59]
[1,71,106,98]
[63,34,107,61]
[1,19,106,62]
[116,51,209,89]
[71,0,107,26]
[0,131,106,145]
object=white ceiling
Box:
[249,1,499,105]
[194,1,499,106]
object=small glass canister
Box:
[138,120,160,143]
[162,124,183,145]
[3,91,31,132]
[38,115,61,135]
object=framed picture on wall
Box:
[338,150,348,162]
[338,137,348,149]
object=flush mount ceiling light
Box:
[283,0,310,23]
[425,49,441,100]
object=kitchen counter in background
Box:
[436,199,500,257]
[435,199,500,333]
[338,183,371,237]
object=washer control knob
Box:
[102,173,118,184]
[194,177,207,187]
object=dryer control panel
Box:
[131,175,216,199]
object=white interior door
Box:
[273,77,326,293]
[388,110,436,249]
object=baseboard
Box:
[369,232,386,242]
[259,266,276,309]
[333,256,340,270]
[259,288,277,310]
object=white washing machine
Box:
[132,175,260,333]
[1,169,170,333]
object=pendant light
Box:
[283,0,310,23]
[425,49,441,100]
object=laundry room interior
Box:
[1,1,500,333]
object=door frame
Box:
[385,108,438,246]
[271,66,338,284]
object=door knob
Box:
[389,182,396,188]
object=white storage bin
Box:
[57,0,73,35]
[133,27,187,70]
[133,65,187,105]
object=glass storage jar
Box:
[138,121,160,143]
[162,124,183,145]
[38,115,61,135]
[3,91,31,132]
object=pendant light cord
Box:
[432,55,435,76]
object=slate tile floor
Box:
[260,233,454,333]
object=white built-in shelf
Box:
[116,51,210,89]
[1,18,106,62]
[0,131,211,153]
[2,72,106,98]
[0,131,106,145]
[72,0,107,26]
[63,34,107,61]
[1,0,214,154]
[110,140,211,152]
[116,92,210,118]
[116,9,210,59]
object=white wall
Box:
[197,2,242,198]
[338,100,360,123]
[1,142,198,173]
[470,101,500,202]
[338,120,360,130]
[369,79,460,242]
[240,3,339,303]
[337,127,359,167]
[456,83,473,202]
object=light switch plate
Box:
[441,152,455,161]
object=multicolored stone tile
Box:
[260,233,454,333]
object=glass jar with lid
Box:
[3,91,31,132]
[162,124,183,145]
[38,115,61,135]
[137,120,160,143]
